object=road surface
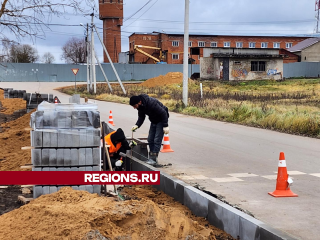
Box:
[1,82,319,240]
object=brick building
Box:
[99,0,123,63]
[128,32,309,64]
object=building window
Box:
[234,61,241,65]
[273,42,280,48]
[172,41,179,47]
[188,41,192,47]
[251,61,266,71]
[249,42,256,48]
[172,53,179,60]
[286,42,293,48]
[236,42,243,48]
[224,42,230,47]
[211,42,217,47]
[261,42,268,48]
[198,41,205,47]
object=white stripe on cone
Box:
[278,160,287,167]
[163,141,170,144]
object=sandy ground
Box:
[0,186,234,240]
[140,72,191,87]
[0,89,32,171]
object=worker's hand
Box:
[129,140,137,148]
[131,125,139,132]
[115,160,123,167]
[163,127,169,134]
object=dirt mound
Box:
[141,72,186,88]
[0,89,26,115]
[0,186,234,240]
[0,108,32,171]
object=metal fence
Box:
[0,63,200,82]
[284,62,320,78]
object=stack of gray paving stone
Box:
[30,101,101,198]
[3,88,13,98]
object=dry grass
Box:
[59,79,320,138]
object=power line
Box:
[124,0,154,22]
[123,0,159,30]
[123,18,315,26]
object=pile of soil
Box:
[141,72,187,88]
[0,89,26,115]
[0,186,234,240]
[0,89,32,171]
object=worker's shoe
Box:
[146,152,157,166]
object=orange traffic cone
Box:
[268,152,298,197]
[54,96,60,104]
[161,134,174,153]
[108,110,115,126]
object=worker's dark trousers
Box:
[148,122,164,153]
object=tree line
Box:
[0,0,94,64]
[0,37,87,64]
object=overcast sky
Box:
[3,0,317,63]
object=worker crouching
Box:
[104,128,136,171]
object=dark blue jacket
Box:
[135,94,169,127]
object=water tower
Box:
[99,0,123,63]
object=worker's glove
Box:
[129,140,137,148]
[131,125,139,132]
[163,127,169,134]
[115,160,123,167]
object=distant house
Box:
[288,38,320,62]
[197,47,285,81]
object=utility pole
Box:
[316,0,320,33]
[91,13,96,94]
[183,0,189,107]
[86,23,90,92]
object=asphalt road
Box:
[1,82,320,240]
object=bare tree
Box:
[0,0,95,41]
[9,43,38,63]
[42,52,55,63]
[61,37,87,64]
[0,37,14,62]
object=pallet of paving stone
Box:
[31,147,101,167]
[30,102,102,198]
[7,89,26,99]
[30,129,101,148]
[3,88,13,99]
[31,110,100,129]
